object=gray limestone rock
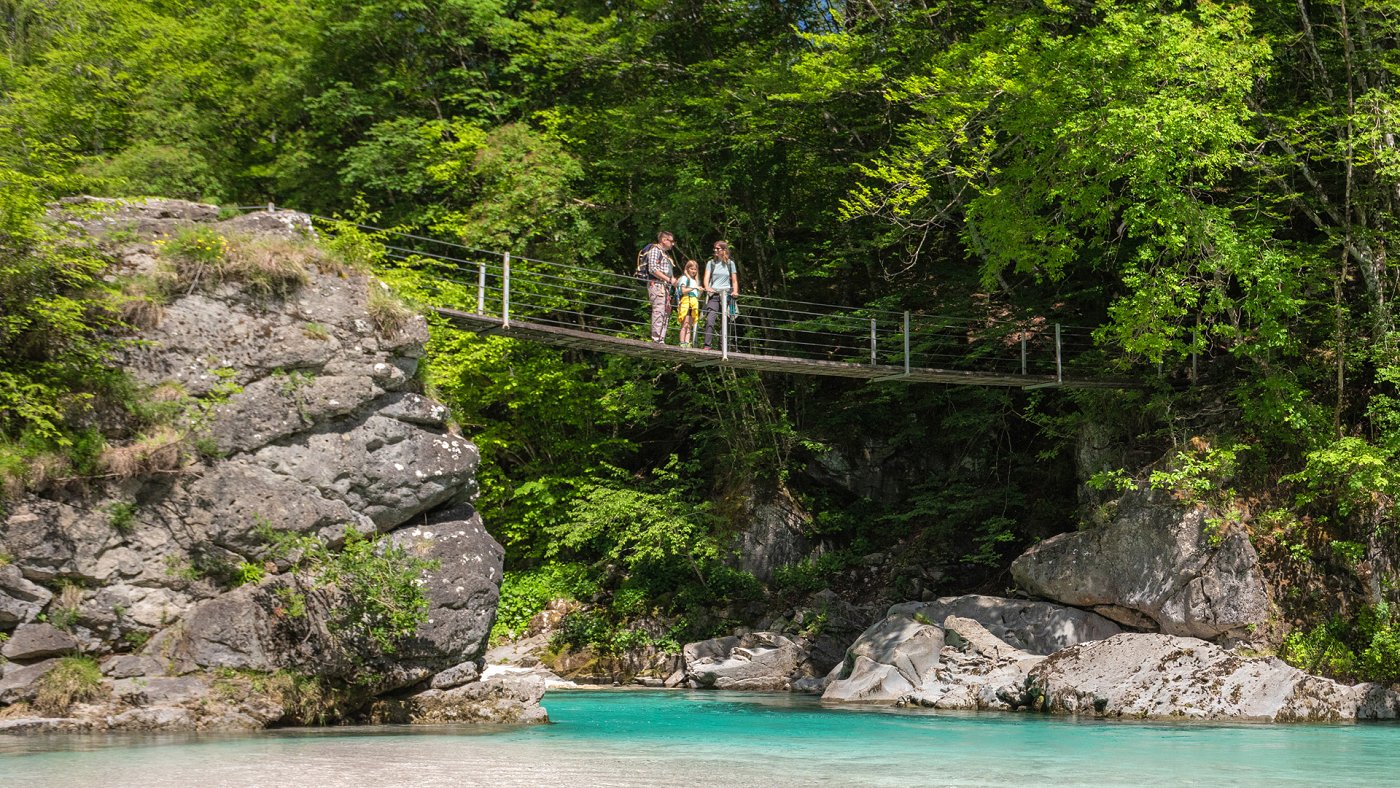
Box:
[429,661,481,690]
[0,564,52,628]
[1026,633,1400,721]
[217,208,315,239]
[0,716,90,733]
[372,674,548,725]
[379,392,452,427]
[890,595,1123,656]
[683,631,803,690]
[1011,489,1272,642]
[101,654,168,679]
[183,460,370,553]
[390,507,503,663]
[728,486,813,583]
[252,415,478,530]
[2,623,79,661]
[822,611,944,702]
[0,658,61,704]
[1,498,120,583]
[917,616,1045,711]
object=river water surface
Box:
[2,689,1398,786]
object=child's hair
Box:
[685,259,698,274]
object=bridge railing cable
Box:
[241,207,1112,381]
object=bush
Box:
[34,656,104,714]
[490,562,598,643]
[1281,602,1400,686]
[83,142,221,202]
[261,528,438,656]
[0,166,127,496]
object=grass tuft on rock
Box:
[34,656,105,715]
[367,283,415,338]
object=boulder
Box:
[821,608,1054,709]
[370,674,548,725]
[821,611,943,702]
[889,595,1122,656]
[150,509,501,682]
[429,661,480,690]
[390,506,503,663]
[251,414,478,530]
[0,658,61,704]
[0,564,52,628]
[683,631,803,690]
[1023,633,1400,721]
[1011,489,1271,642]
[2,623,79,661]
[902,616,1044,711]
[728,486,813,583]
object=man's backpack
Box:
[634,243,655,281]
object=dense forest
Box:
[3,0,1399,680]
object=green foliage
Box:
[158,225,228,270]
[106,500,137,534]
[0,166,128,494]
[490,562,597,643]
[1281,602,1400,686]
[234,560,267,587]
[547,458,719,574]
[771,551,857,598]
[1285,437,1400,523]
[260,527,437,655]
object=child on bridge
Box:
[676,260,702,348]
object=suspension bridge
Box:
[265,208,1135,389]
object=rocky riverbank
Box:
[0,199,542,732]
[665,490,1400,722]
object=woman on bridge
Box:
[701,240,739,351]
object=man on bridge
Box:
[643,231,678,343]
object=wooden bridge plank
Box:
[431,308,1134,389]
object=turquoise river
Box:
[2,690,1398,786]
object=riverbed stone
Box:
[822,610,943,702]
[429,661,481,690]
[371,674,549,725]
[889,595,1123,655]
[1024,633,1400,721]
[1010,489,1272,642]
[683,631,804,690]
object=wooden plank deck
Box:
[433,308,1133,389]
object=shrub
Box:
[34,656,104,714]
[1281,602,1400,685]
[261,528,438,656]
[490,562,598,642]
[157,229,327,300]
[98,426,185,478]
[106,500,137,534]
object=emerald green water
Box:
[2,690,1398,786]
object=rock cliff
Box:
[0,199,539,731]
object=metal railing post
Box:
[502,252,511,328]
[1055,323,1062,384]
[1021,336,1027,375]
[903,311,910,376]
[721,291,729,360]
[870,319,877,366]
[476,261,486,315]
